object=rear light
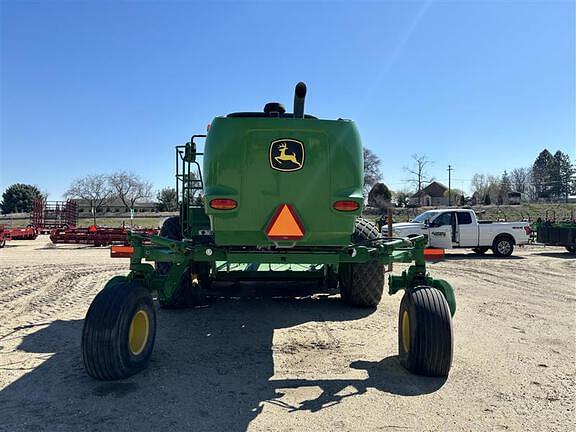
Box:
[524,226,532,235]
[209,199,237,210]
[333,200,360,212]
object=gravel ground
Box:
[0,236,574,431]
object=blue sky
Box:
[1,0,574,199]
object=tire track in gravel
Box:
[437,260,574,301]
[0,264,126,334]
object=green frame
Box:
[124,232,456,316]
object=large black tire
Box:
[324,264,339,289]
[82,281,156,380]
[398,286,453,377]
[155,216,210,308]
[160,265,211,308]
[492,235,514,257]
[338,218,384,307]
[472,247,489,255]
[155,216,182,275]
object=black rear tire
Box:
[398,286,453,377]
[155,216,210,308]
[324,264,339,289]
[492,236,514,257]
[155,216,182,275]
[338,218,384,307]
[160,265,211,308]
[82,281,156,380]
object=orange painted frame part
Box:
[111,246,134,258]
[423,248,445,261]
[265,204,305,241]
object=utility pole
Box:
[447,165,454,206]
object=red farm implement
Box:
[0,225,7,248]
[5,226,38,240]
[31,198,78,234]
[50,226,158,247]
[0,225,38,247]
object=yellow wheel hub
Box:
[402,310,410,353]
[128,309,150,356]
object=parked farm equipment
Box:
[532,211,576,254]
[0,226,7,248]
[82,83,456,381]
[31,198,77,233]
[0,225,38,247]
[50,225,157,246]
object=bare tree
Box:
[404,154,434,204]
[485,175,502,204]
[510,168,531,195]
[65,174,113,226]
[470,173,488,199]
[363,148,383,196]
[108,171,153,212]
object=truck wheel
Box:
[472,247,489,255]
[82,280,156,380]
[398,286,453,377]
[492,235,514,257]
[339,218,384,307]
[566,246,576,254]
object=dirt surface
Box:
[0,236,574,431]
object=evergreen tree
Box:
[531,149,555,199]
[0,184,42,214]
[553,151,575,202]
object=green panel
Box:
[203,117,363,247]
[184,206,210,238]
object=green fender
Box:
[103,275,129,290]
[431,279,456,317]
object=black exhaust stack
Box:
[293,82,307,118]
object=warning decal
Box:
[265,204,305,240]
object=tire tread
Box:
[82,281,156,380]
[398,286,453,377]
[339,218,384,307]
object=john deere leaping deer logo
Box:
[269,139,304,172]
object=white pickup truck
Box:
[386,209,531,257]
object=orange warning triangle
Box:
[265,204,305,240]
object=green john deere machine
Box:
[82,83,456,381]
[531,211,576,254]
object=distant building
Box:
[409,181,450,207]
[73,198,158,214]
